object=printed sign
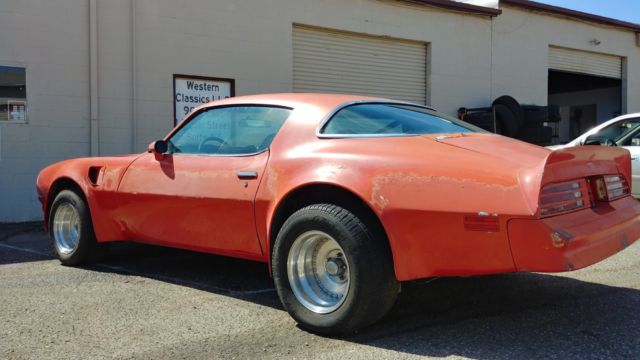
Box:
[173,75,234,124]
[8,100,26,121]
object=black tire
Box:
[463,111,494,131]
[493,95,524,132]
[272,204,399,335]
[494,104,519,137]
[522,106,548,127]
[49,189,98,266]
[516,126,553,145]
[547,105,561,122]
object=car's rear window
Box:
[321,103,481,136]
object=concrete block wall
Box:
[492,6,640,110]
[0,0,91,222]
[0,0,495,221]
[128,0,493,149]
[1,0,639,222]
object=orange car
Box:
[37,93,640,334]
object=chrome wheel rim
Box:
[287,230,350,314]
[52,203,81,255]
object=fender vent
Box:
[88,166,104,186]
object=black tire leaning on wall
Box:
[547,105,562,122]
[522,106,548,127]
[494,104,519,137]
[517,126,554,145]
[463,111,494,131]
[493,95,524,134]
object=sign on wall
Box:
[173,74,235,124]
[7,100,26,121]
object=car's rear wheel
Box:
[272,204,399,334]
[49,189,98,265]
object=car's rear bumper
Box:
[508,196,640,272]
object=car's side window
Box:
[617,123,640,147]
[595,118,640,143]
[321,103,479,136]
[168,106,291,155]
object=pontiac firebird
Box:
[37,93,640,334]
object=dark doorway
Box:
[548,70,622,144]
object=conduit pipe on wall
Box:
[131,0,138,152]
[89,0,99,156]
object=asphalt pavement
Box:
[1,224,639,359]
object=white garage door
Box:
[293,25,428,104]
[549,46,622,79]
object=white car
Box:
[548,113,640,198]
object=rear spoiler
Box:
[542,146,631,187]
[518,146,632,216]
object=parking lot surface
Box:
[1,224,639,359]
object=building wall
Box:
[492,6,640,109]
[0,0,494,222]
[0,0,91,222]
[127,0,493,148]
[1,1,640,222]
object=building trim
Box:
[399,0,502,17]
[502,0,640,33]
[89,0,99,156]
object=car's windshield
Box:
[321,103,484,136]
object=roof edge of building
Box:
[400,0,502,17]
[502,0,640,33]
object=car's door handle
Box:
[237,171,258,180]
[632,156,639,161]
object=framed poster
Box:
[173,74,235,125]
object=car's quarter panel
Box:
[259,115,554,280]
[116,152,269,260]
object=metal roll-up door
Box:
[549,46,622,79]
[293,25,428,104]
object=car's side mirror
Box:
[148,140,168,160]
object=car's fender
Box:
[37,154,142,240]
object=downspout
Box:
[131,0,138,152]
[489,15,494,102]
[89,0,99,156]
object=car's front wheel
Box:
[272,204,399,334]
[49,189,98,265]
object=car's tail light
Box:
[590,174,629,201]
[540,179,591,217]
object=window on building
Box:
[0,66,27,122]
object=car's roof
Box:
[196,93,432,115]
[210,93,383,107]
